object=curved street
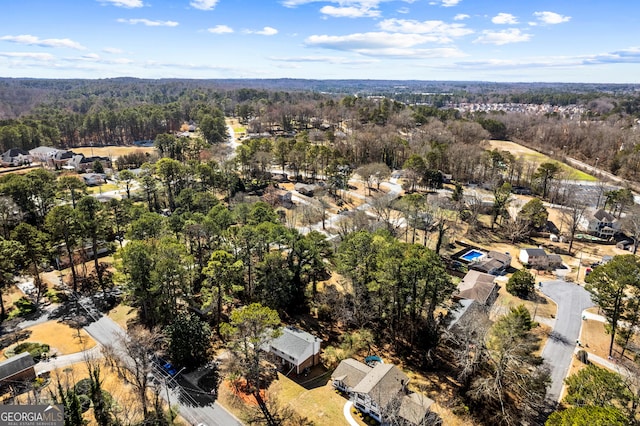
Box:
[539,280,594,402]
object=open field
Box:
[71,146,156,159]
[487,140,596,181]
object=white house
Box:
[519,248,548,268]
[519,248,563,270]
[264,326,322,375]
[587,209,620,239]
[0,148,32,167]
[29,146,62,163]
[332,358,421,423]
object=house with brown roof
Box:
[332,358,372,393]
[470,250,511,275]
[456,270,499,306]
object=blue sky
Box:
[1,0,639,83]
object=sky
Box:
[1,0,639,83]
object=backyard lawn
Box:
[268,374,367,426]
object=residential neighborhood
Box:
[0,78,639,426]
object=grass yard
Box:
[493,282,557,322]
[2,321,96,360]
[269,374,367,426]
[86,183,119,194]
[487,140,597,181]
[107,303,138,329]
[71,146,156,159]
[2,284,26,316]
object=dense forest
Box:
[3,78,640,181]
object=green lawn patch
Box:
[487,140,597,182]
[269,373,363,425]
[87,183,119,194]
[7,297,36,319]
[6,342,50,362]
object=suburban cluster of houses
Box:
[2,147,111,174]
[0,147,111,187]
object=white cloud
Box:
[0,51,55,60]
[305,32,467,58]
[269,55,378,65]
[207,25,234,34]
[245,27,278,36]
[441,0,461,7]
[474,28,531,45]
[397,7,410,14]
[453,14,469,21]
[103,47,123,54]
[533,11,571,25]
[98,0,143,8]
[190,0,219,10]
[378,19,473,39]
[320,6,380,18]
[117,18,179,27]
[304,31,467,58]
[0,34,85,50]
[282,0,416,8]
[492,13,518,25]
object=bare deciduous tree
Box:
[562,197,588,255]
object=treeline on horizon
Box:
[2,77,640,181]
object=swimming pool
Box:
[460,249,485,262]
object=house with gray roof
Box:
[29,146,62,163]
[519,248,562,270]
[332,358,427,423]
[0,352,36,391]
[264,326,321,375]
[398,392,435,425]
[0,148,31,167]
[587,208,620,239]
[332,358,372,393]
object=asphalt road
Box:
[83,316,243,426]
[540,280,594,402]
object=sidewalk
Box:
[34,344,102,374]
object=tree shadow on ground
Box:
[547,331,572,346]
[0,329,32,350]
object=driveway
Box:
[539,280,594,402]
